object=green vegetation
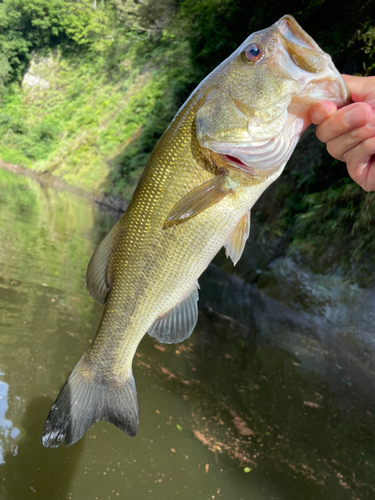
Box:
[0,59,169,195]
[0,0,374,276]
[0,0,198,197]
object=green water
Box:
[0,169,374,500]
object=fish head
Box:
[196,15,350,174]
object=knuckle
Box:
[347,127,361,144]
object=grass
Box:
[0,46,181,198]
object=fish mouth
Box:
[276,15,351,105]
[277,15,321,52]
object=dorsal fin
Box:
[224,210,250,265]
[86,222,120,304]
[148,283,199,344]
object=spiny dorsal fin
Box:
[148,283,199,344]
[86,222,120,304]
[225,210,250,266]
[163,174,231,229]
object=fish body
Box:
[43,15,349,447]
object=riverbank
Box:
[0,160,128,213]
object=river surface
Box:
[0,168,374,500]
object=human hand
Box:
[310,75,375,192]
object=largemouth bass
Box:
[43,15,349,447]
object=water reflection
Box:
[1,397,84,500]
[0,380,20,465]
[0,168,374,500]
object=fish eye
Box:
[242,43,264,63]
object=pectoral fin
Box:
[86,222,119,304]
[148,283,199,343]
[224,210,250,265]
[163,174,231,229]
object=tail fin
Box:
[42,358,139,448]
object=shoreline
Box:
[0,160,128,214]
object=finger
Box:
[343,136,375,191]
[342,75,375,108]
[310,101,337,125]
[315,102,372,143]
[325,112,375,162]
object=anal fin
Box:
[86,222,120,304]
[225,210,250,265]
[163,174,231,229]
[148,283,199,344]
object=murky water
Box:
[0,169,374,500]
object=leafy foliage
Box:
[176,0,375,271]
[0,0,374,275]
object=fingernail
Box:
[313,107,330,123]
[311,103,333,124]
[345,105,371,127]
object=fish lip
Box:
[276,15,351,106]
[327,64,352,105]
[307,59,351,105]
[276,15,321,51]
[297,68,351,106]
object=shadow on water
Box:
[0,397,84,500]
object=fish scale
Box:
[42,15,350,448]
[94,117,260,353]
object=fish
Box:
[42,15,350,447]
